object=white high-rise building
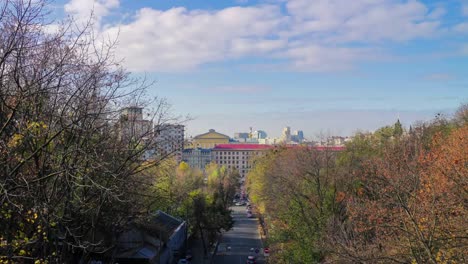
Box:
[281,127,291,142]
[154,124,185,161]
[252,130,267,139]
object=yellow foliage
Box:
[8,134,24,148]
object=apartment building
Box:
[212,144,273,180]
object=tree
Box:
[206,163,239,209]
[393,119,403,137]
[328,122,467,263]
[0,0,177,262]
[247,147,340,263]
[453,103,468,126]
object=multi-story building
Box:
[154,124,185,161]
[190,129,230,149]
[292,130,304,142]
[118,106,153,141]
[252,130,267,139]
[258,137,281,145]
[212,144,273,180]
[233,132,249,141]
[280,127,291,143]
[182,148,212,170]
[327,136,350,146]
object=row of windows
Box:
[217,156,247,160]
[216,151,259,156]
[219,160,248,165]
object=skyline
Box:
[51,0,467,137]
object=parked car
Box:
[246,255,256,264]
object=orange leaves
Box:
[346,124,468,262]
[335,191,346,202]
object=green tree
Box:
[393,119,403,137]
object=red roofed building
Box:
[212,144,274,179]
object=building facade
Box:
[154,124,185,161]
[252,130,267,139]
[212,144,273,180]
[118,106,153,141]
[280,126,291,142]
[182,148,212,170]
[292,130,304,142]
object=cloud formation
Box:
[284,0,441,42]
[65,0,119,27]
[102,5,286,71]
[64,0,462,72]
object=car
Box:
[247,212,253,218]
[246,255,256,264]
[235,201,246,206]
[178,259,188,264]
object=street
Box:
[213,206,266,264]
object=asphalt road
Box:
[213,206,265,264]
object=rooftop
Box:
[213,144,274,150]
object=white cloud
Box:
[102,5,287,71]
[284,0,440,42]
[65,0,119,27]
[65,0,447,72]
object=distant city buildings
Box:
[182,126,347,179]
[280,126,291,142]
[258,137,281,145]
[252,130,267,139]
[292,130,304,143]
[326,136,351,146]
[233,132,249,141]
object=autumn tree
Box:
[247,146,341,263]
[328,112,467,263]
[0,0,178,262]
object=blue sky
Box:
[54,0,467,138]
